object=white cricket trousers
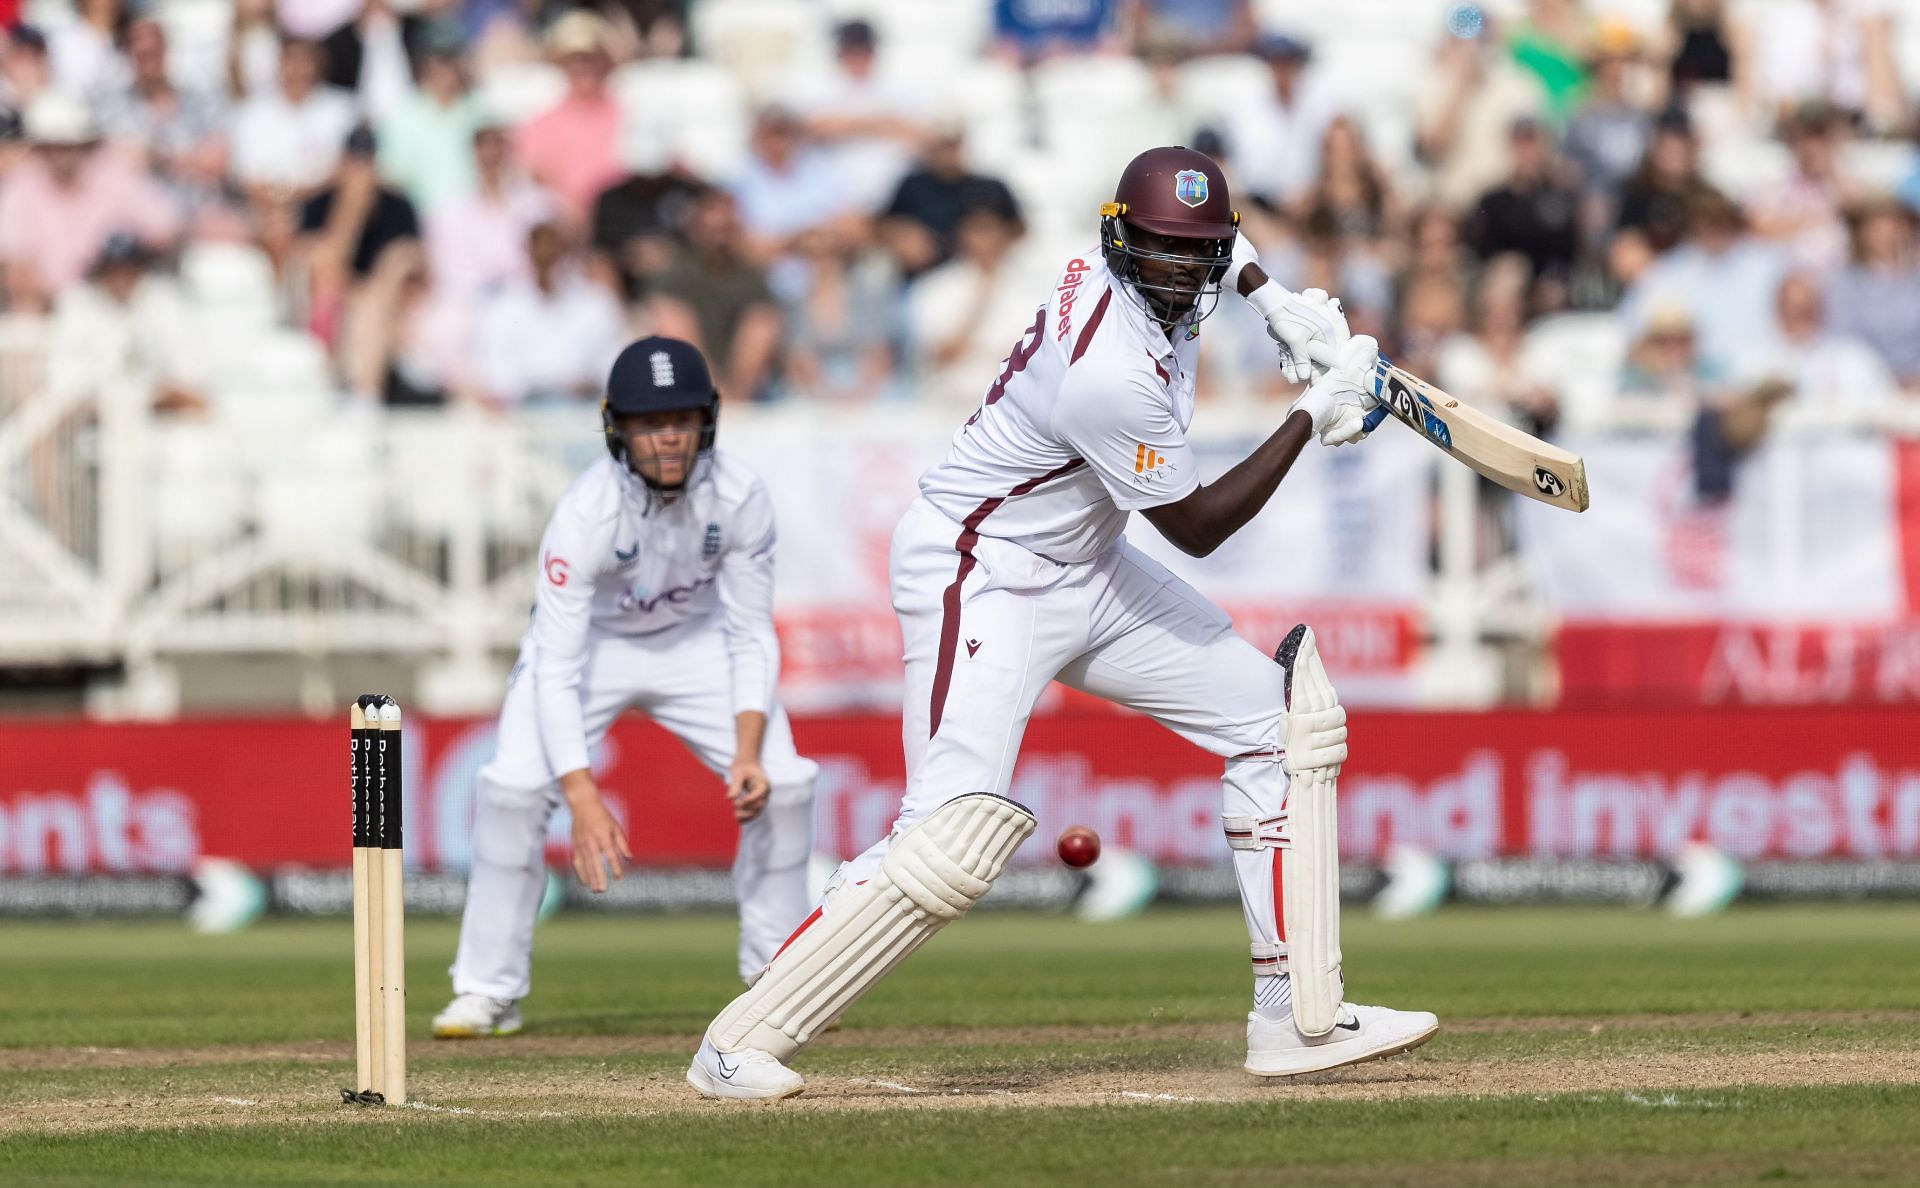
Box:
[833,497,1295,971]
[450,617,818,997]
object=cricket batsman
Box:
[434,336,817,1039]
[685,147,1437,1098]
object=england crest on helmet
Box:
[1173,169,1209,208]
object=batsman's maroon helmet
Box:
[1100,146,1240,324]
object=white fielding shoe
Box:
[1245,1002,1438,1078]
[431,994,523,1039]
[686,1035,804,1101]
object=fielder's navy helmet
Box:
[601,336,719,486]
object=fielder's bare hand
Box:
[727,758,771,822]
[565,782,631,893]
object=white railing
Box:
[5,316,1915,717]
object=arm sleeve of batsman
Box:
[718,476,780,717]
[1226,234,1356,386]
[526,493,614,778]
[1050,363,1200,511]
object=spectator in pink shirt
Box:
[0,92,179,312]
[426,118,556,305]
[515,10,623,224]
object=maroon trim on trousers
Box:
[1069,290,1112,364]
[928,459,1087,737]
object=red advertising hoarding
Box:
[3,706,1917,875]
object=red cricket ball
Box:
[1056,825,1101,869]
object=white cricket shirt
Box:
[524,451,780,775]
[917,251,1203,563]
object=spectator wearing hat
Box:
[377,23,489,213]
[101,19,229,215]
[0,92,179,312]
[230,38,359,199]
[48,232,207,415]
[1222,34,1341,210]
[880,122,1023,279]
[1827,198,1920,390]
[1563,21,1652,207]
[476,220,628,406]
[298,123,421,347]
[516,10,624,222]
[782,20,927,213]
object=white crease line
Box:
[850,1078,924,1094]
[213,1097,258,1107]
[1118,1091,1210,1103]
[405,1101,573,1119]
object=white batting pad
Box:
[708,794,1036,1061]
[1276,625,1346,1037]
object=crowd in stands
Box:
[1,0,1917,455]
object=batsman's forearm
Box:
[1237,262,1271,297]
[1151,413,1312,557]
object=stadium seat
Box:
[1521,313,1629,431]
[149,420,246,565]
[474,61,566,125]
[613,59,750,179]
[179,242,280,321]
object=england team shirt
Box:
[525,452,780,775]
[917,252,1203,563]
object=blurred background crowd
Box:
[0,0,1917,448]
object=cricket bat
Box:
[1311,343,1590,512]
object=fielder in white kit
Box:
[686,148,1437,1098]
[434,336,817,1039]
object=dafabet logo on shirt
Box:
[1132,444,1169,479]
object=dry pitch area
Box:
[4,906,1918,1185]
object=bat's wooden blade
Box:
[1369,360,1589,512]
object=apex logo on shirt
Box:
[1133,444,1168,475]
[614,541,639,564]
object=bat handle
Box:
[1362,405,1390,432]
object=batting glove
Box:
[1246,284,1351,385]
[1288,334,1383,446]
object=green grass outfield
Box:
[3,905,1919,1186]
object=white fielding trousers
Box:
[832,497,1294,970]
[451,617,818,997]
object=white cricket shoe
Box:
[686,1035,804,1100]
[431,994,523,1039]
[1245,1002,1438,1078]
